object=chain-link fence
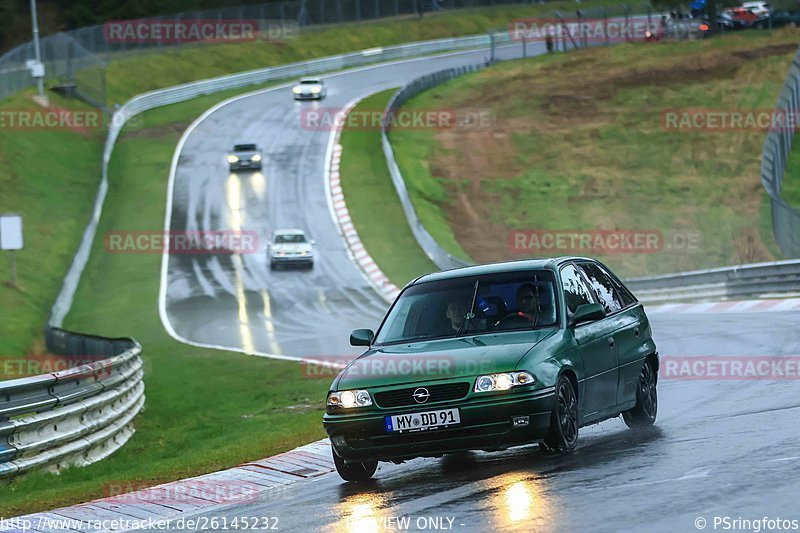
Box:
[761,46,800,259]
[0,0,550,104]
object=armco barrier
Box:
[381,64,485,271]
[0,328,144,478]
[760,45,800,259]
[626,259,800,303]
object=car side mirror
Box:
[310,239,316,245]
[570,303,606,326]
[350,328,374,346]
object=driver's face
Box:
[518,290,537,313]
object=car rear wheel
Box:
[622,360,658,429]
[541,375,579,454]
[332,449,378,482]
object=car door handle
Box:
[608,337,615,348]
[634,327,640,337]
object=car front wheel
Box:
[541,375,579,454]
[623,360,658,429]
[332,449,377,482]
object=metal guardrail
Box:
[626,260,800,303]
[381,63,486,271]
[760,45,800,259]
[0,329,144,478]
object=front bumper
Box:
[271,255,313,266]
[229,160,262,171]
[294,92,322,100]
[323,387,555,462]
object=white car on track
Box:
[269,229,315,269]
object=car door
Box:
[560,263,619,421]
[577,261,645,410]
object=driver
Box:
[504,283,540,323]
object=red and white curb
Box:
[325,99,400,304]
[647,297,800,314]
[3,439,333,532]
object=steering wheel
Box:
[496,311,536,327]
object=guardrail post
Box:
[522,34,527,58]
[490,33,496,63]
[356,0,361,20]
[336,0,343,22]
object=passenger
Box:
[445,299,468,332]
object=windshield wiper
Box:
[456,280,480,337]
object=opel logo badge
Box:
[412,387,430,404]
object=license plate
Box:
[384,408,460,433]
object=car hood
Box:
[296,84,321,92]
[334,329,557,390]
[272,242,311,253]
[232,151,259,158]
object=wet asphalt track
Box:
[160,43,800,532]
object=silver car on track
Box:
[292,78,327,100]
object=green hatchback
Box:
[323,257,658,482]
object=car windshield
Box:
[233,144,256,151]
[300,79,320,84]
[374,270,558,345]
[274,234,306,244]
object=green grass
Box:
[0,91,332,517]
[0,92,104,360]
[102,1,628,103]
[391,29,800,277]
[339,90,440,286]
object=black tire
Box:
[332,449,378,482]
[542,375,579,454]
[623,360,658,429]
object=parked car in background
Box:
[742,1,772,17]
[722,7,761,26]
[753,9,800,27]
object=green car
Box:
[323,257,658,482]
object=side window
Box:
[560,264,594,315]
[598,264,638,308]
[578,263,624,314]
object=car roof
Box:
[411,256,594,285]
[273,229,305,236]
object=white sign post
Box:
[0,214,23,287]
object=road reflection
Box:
[491,472,554,530]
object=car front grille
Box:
[375,382,470,408]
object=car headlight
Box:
[328,389,372,408]
[311,87,321,94]
[251,154,262,162]
[474,371,535,393]
[293,87,302,94]
[227,155,239,163]
[302,250,312,256]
